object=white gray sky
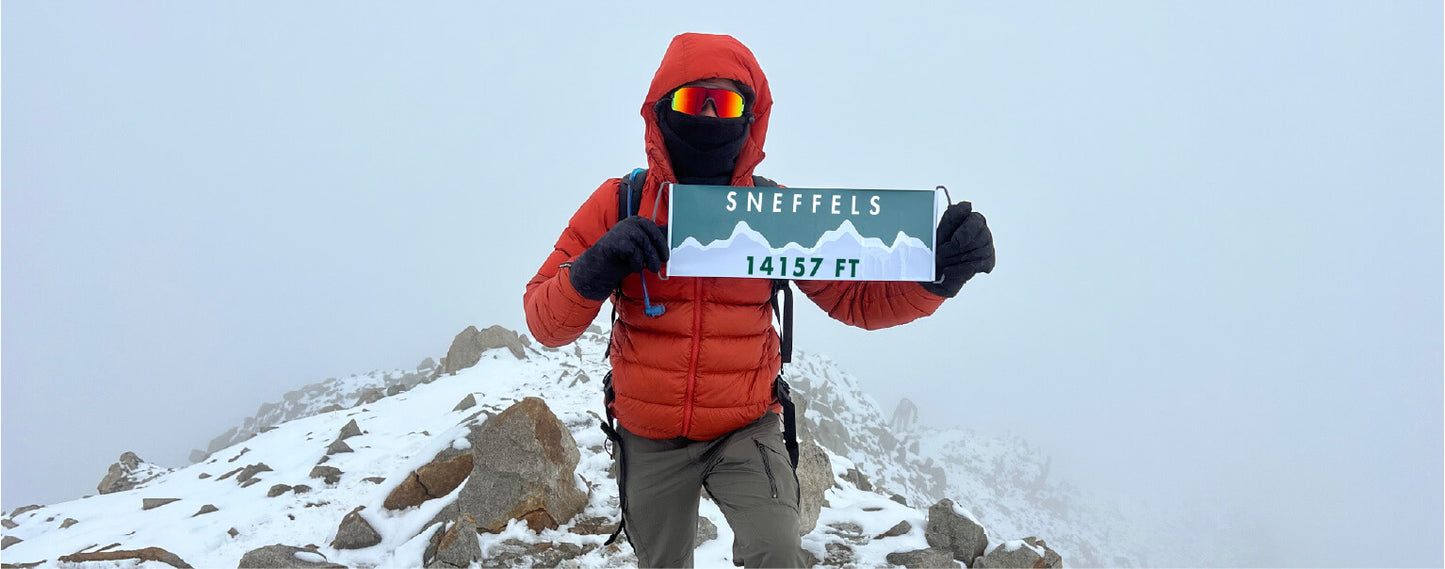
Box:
[3,2,1440,567]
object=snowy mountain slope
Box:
[2,325,1145,567]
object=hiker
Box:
[523,33,994,569]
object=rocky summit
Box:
[0,324,1159,567]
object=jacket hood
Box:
[642,33,771,188]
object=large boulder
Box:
[426,515,482,568]
[331,506,382,549]
[795,438,832,535]
[456,397,587,532]
[239,545,346,568]
[97,452,169,494]
[926,498,989,563]
[973,537,1063,568]
[444,325,528,375]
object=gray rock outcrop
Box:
[926,498,989,563]
[443,325,528,375]
[795,438,832,535]
[456,397,586,532]
[973,537,1063,568]
[238,544,346,568]
[331,506,382,549]
[97,452,167,494]
[886,548,959,568]
[427,515,481,568]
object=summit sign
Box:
[665,184,942,281]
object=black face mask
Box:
[657,107,750,185]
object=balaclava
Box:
[657,103,751,186]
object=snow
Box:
[0,327,1155,568]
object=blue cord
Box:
[628,170,665,318]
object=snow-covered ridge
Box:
[0,326,1155,567]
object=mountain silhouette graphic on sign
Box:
[670,220,934,281]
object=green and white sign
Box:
[666,184,942,281]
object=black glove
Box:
[922,201,995,298]
[568,217,670,301]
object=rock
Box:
[430,515,481,568]
[876,520,912,539]
[384,453,474,510]
[198,473,212,480]
[890,493,909,506]
[309,466,343,485]
[228,528,240,538]
[444,325,528,375]
[57,546,194,568]
[1,519,16,529]
[189,449,209,464]
[362,477,386,484]
[487,539,587,568]
[317,404,343,414]
[795,437,831,534]
[386,384,406,397]
[238,544,346,568]
[268,484,294,497]
[60,517,79,529]
[887,548,959,568]
[9,505,42,518]
[842,467,873,492]
[142,498,180,510]
[216,467,244,481]
[418,357,438,373]
[194,504,219,517]
[925,498,989,563]
[568,515,618,536]
[293,484,312,494]
[696,516,718,544]
[330,506,382,549]
[326,440,354,455]
[338,419,362,440]
[973,537,1063,569]
[823,542,855,565]
[2,536,21,550]
[241,478,264,489]
[236,463,273,485]
[354,388,385,407]
[97,452,168,495]
[456,397,586,533]
[453,394,477,412]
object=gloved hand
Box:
[921,201,995,298]
[568,217,670,301]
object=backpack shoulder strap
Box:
[617,168,647,223]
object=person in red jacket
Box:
[524,33,994,568]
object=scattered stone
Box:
[568,515,618,536]
[268,484,294,498]
[973,537,1063,569]
[795,438,831,535]
[827,522,866,542]
[2,536,22,550]
[842,468,873,492]
[2,519,16,529]
[228,528,240,538]
[317,404,343,414]
[198,473,212,480]
[236,463,273,485]
[926,498,989,563]
[384,453,474,511]
[696,517,718,544]
[97,452,168,495]
[60,518,79,529]
[142,498,180,510]
[241,479,264,489]
[823,542,855,565]
[338,419,363,440]
[9,505,41,518]
[354,388,385,407]
[890,493,909,506]
[238,544,346,568]
[443,325,528,376]
[487,539,587,568]
[887,548,959,568]
[456,397,587,533]
[193,505,219,517]
[228,448,252,463]
[261,426,278,433]
[1,559,44,569]
[386,384,405,397]
[429,515,482,568]
[326,440,354,455]
[363,477,386,484]
[309,466,343,485]
[57,546,193,569]
[293,485,313,494]
[331,506,382,549]
[875,520,912,539]
[453,394,477,412]
[216,467,245,481]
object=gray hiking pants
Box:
[619,412,805,568]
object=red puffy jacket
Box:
[524,33,944,441]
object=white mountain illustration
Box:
[671,220,934,281]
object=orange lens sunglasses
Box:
[669,86,746,118]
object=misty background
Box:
[3,2,1440,567]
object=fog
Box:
[3,2,1440,567]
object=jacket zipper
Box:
[755,441,779,499]
[681,278,702,436]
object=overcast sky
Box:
[3,2,1440,567]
